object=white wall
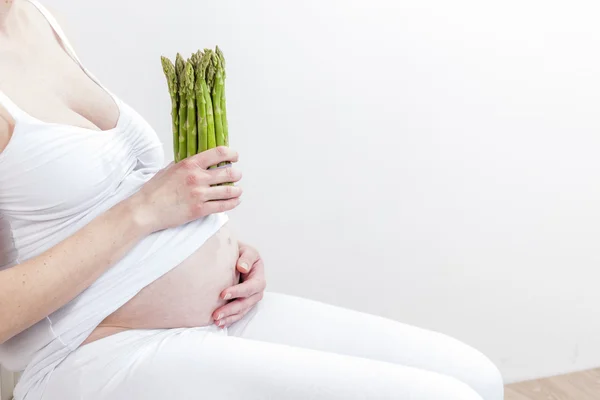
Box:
[44,0,600,383]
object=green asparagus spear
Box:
[185,61,197,157]
[193,51,208,153]
[212,52,225,151]
[214,48,231,176]
[211,51,228,169]
[201,51,217,162]
[160,56,179,160]
[215,47,229,148]
[175,53,187,162]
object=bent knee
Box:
[476,357,504,400]
[456,343,504,400]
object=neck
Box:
[0,0,17,31]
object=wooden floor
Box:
[505,368,600,400]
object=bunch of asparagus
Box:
[161,47,229,166]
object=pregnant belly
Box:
[82,223,240,346]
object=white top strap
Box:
[26,0,109,94]
[27,0,83,67]
[0,0,85,120]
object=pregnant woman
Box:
[0,1,504,399]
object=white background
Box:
[44,0,600,384]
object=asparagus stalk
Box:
[212,52,225,150]
[160,56,179,160]
[215,47,229,148]
[212,48,232,182]
[193,51,209,153]
[190,49,201,156]
[211,51,228,170]
[175,53,187,162]
[215,47,230,177]
[201,51,217,165]
[185,61,197,157]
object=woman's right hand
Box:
[131,146,242,233]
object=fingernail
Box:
[217,319,225,327]
[240,262,249,272]
[223,293,232,300]
[217,313,224,320]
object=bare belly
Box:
[82,223,240,345]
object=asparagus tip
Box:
[160,56,175,74]
[215,46,225,63]
[184,61,195,93]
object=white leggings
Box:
[43,293,503,400]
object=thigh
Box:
[228,292,503,400]
[44,327,483,400]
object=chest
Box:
[0,31,119,132]
[0,9,165,219]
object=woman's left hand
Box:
[213,242,266,328]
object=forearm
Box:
[0,195,152,344]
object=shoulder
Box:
[27,1,67,23]
[42,3,68,29]
[26,1,79,49]
[44,4,81,53]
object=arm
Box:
[0,147,242,344]
[0,197,150,343]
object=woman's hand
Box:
[131,146,242,234]
[213,242,267,328]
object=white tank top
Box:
[0,2,228,399]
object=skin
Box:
[0,2,15,26]
[0,0,265,344]
[214,241,267,328]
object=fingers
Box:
[208,165,242,185]
[213,292,264,328]
[200,198,242,215]
[236,246,260,273]
[215,313,244,329]
[220,268,266,300]
[204,185,243,201]
[191,146,239,170]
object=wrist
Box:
[121,193,157,238]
